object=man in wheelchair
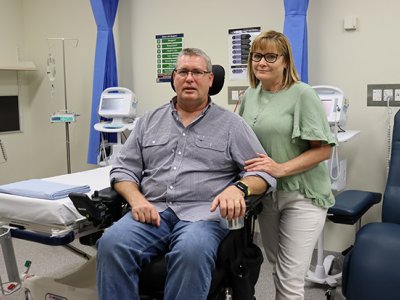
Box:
[96,48,276,300]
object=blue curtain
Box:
[283,0,309,83]
[87,0,119,164]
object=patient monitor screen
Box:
[99,96,131,119]
[321,98,336,117]
[314,86,347,126]
[100,97,125,113]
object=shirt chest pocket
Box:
[142,135,170,163]
[195,136,227,152]
[143,135,169,147]
[194,135,229,167]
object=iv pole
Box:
[47,38,79,174]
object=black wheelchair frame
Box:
[69,187,265,300]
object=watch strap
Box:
[233,181,250,197]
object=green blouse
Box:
[239,82,337,208]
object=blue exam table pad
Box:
[0,166,111,227]
[0,179,90,200]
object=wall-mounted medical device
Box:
[313,86,351,191]
[313,85,349,126]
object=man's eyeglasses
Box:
[250,52,282,63]
[174,69,210,79]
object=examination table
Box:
[0,166,112,298]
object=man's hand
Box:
[210,185,246,220]
[131,197,161,227]
[113,181,161,227]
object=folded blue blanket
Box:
[0,179,90,200]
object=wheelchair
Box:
[70,186,265,300]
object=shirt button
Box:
[169,185,174,189]
[182,133,186,136]
[173,166,177,170]
[178,151,182,155]
[152,140,155,144]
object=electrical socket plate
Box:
[367,84,400,106]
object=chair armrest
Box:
[93,187,124,204]
[245,194,265,217]
[69,187,126,228]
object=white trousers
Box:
[259,190,327,300]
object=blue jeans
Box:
[96,208,228,300]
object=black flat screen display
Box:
[0,95,20,133]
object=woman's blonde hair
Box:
[247,30,300,88]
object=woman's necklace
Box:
[251,90,272,126]
[250,81,284,126]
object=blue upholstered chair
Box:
[306,189,381,287]
[341,109,400,300]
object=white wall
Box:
[0,0,23,65]
[117,0,285,114]
[0,0,34,182]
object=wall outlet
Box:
[384,89,394,101]
[367,84,400,106]
[372,89,382,101]
[395,89,400,101]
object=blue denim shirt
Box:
[110,98,276,221]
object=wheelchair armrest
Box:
[69,187,128,246]
[245,194,265,217]
[93,187,125,205]
[69,187,126,228]
[69,192,109,227]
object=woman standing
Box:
[239,30,337,300]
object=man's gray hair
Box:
[175,48,212,72]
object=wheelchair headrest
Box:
[171,64,225,96]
